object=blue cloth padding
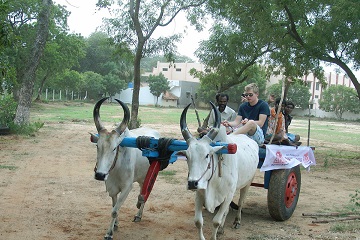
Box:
[287,133,296,142]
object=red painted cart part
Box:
[140,161,161,203]
[285,172,298,208]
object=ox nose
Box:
[94,172,106,181]
[188,180,198,190]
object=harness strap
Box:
[195,155,215,183]
[94,146,120,173]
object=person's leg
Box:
[232,120,257,135]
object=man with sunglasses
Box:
[223,83,270,145]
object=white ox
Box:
[91,98,160,240]
[177,103,259,240]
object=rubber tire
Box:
[0,126,10,135]
[267,165,301,221]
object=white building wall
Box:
[151,62,204,83]
[114,80,182,107]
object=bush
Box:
[0,96,17,126]
[8,122,44,136]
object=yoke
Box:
[91,135,236,205]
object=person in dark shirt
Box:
[222,83,270,145]
[283,101,300,143]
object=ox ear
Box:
[175,150,188,161]
[89,132,99,143]
[176,150,187,157]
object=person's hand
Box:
[241,118,249,125]
[222,120,229,127]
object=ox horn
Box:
[93,98,130,135]
[93,97,109,132]
[114,98,130,135]
[180,101,220,142]
[180,103,193,141]
[206,101,220,140]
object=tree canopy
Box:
[147,73,170,106]
[97,0,207,129]
[202,0,360,99]
[319,85,360,119]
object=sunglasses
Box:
[243,93,254,97]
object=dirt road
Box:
[0,121,359,240]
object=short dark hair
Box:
[286,101,295,108]
[216,93,229,102]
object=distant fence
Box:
[40,89,88,101]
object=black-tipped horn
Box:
[114,99,130,135]
[93,97,109,132]
[180,103,193,141]
[206,101,220,140]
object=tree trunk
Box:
[35,73,49,101]
[13,0,52,125]
[130,43,144,129]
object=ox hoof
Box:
[217,226,224,235]
[133,216,142,222]
[104,235,113,240]
[232,222,241,229]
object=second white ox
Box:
[177,103,259,240]
[91,98,160,240]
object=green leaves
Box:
[319,85,360,119]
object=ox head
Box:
[91,97,130,181]
[177,102,224,190]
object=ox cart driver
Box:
[222,82,270,145]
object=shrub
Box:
[0,96,17,126]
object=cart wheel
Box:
[267,165,301,221]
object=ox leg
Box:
[133,193,145,222]
[211,198,231,240]
[233,183,251,229]
[194,192,206,240]
[104,187,133,240]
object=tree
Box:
[319,85,360,119]
[194,24,277,95]
[147,73,170,106]
[80,71,105,100]
[103,73,127,101]
[35,32,86,100]
[13,0,52,125]
[266,80,312,110]
[206,0,360,99]
[196,66,268,104]
[97,0,207,129]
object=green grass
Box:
[158,170,180,184]
[0,165,18,170]
[30,101,210,126]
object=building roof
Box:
[162,91,179,100]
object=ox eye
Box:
[113,147,117,152]
[205,154,209,158]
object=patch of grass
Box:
[159,170,180,184]
[247,234,292,240]
[30,102,209,126]
[330,222,360,233]
[0,165,18,170]
[314,149,360,169]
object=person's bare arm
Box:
[223,115,242,127]
[254,113,267,128]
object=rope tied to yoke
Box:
[136,136,175,171]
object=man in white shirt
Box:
[199,93,237,136]
[209,93,237,126]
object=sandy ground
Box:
[0,120,359,240]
